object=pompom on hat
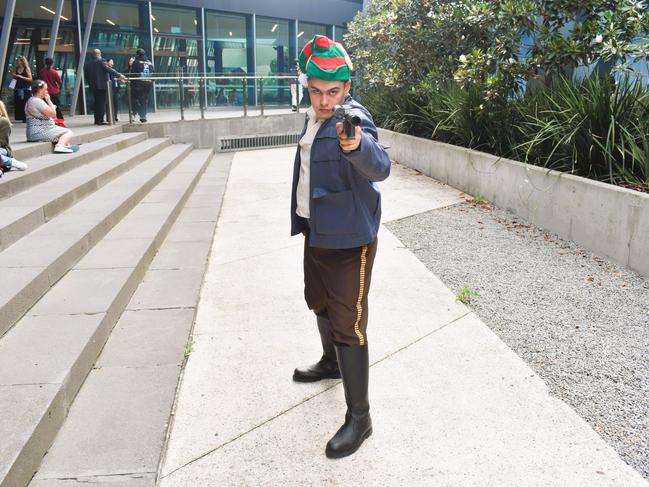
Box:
[298,35,353,83]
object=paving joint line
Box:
[159,310,471,480]
[212,241,303,267]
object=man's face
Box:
[308,78,350,120]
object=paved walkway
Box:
[157,147,648,486]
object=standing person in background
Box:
[289,58,303,112]
[83,49,124,125]
[12,56,33,122]
[107,59,120,122]
[38,57,64,119]
[129,48,155,123]
[0,100,28,177]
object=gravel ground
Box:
[385,200,649,480]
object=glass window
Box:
[151,6,198,36]
[82,0,140,29]
[297,22,327,48]
[256,17,291,105]
[3,27,77,113]
[335,26,349,43]
[204,11,250,107]
[256,17,290,76]
[205,12,248,75]
[13,0,74,22]
[80,1,148,114]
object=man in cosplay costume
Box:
[290,35,391,458]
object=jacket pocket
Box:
[312,188,357,235]
[311,138,341,162]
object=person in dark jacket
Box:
[128,48,155,123]
[83,49,124,125]
[290,35,390,459]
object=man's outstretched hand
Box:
[336,122,361,153]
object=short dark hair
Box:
[44,57,54,67]
[136,48,145,56]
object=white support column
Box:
[251,12,257,106]
[200,7,207,105]
[47,0,65,59]
[69,0,97,116]
[0,0,16,86]
[148,2,157,111]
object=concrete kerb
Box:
[378,128,649,278]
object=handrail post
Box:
[199,77,205,119]
[242,78,248,117]
[106,79,114,125]
[260,78,265,116]
[127,79,133,124]
[178,68,185,121]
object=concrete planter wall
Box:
[378,128,649,278]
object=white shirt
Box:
[296,107,323,219]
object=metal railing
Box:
[121,73,304,124]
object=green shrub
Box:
[513,75,649,187]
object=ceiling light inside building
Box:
[229,31,233,36]
[154,27,159,33]
[297,31,304,38]
[194,19,197,25]
[271,24,278,32]
[106,19,115,25]
[39,5,69,20]
[151,15,156,21]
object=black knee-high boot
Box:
[325,344,372,458]
[293,316,341,382]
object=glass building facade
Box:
[0,0,359,115]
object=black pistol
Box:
[334,105,361,138]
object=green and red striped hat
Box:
[298,35,353,82]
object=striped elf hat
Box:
[298,35,353,82]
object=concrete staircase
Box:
[0,125,230,486]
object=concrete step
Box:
[28,154,232,487]
[0,142,193,339]
[0,148,214,487]
[0,138,172,252]
[10,124,123,161]
[0,131,148,200]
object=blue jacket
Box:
[290,95,391,249]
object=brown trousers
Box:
[303,232,378,347]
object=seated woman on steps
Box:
[0,100,28,178]
[25,80,77,153]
